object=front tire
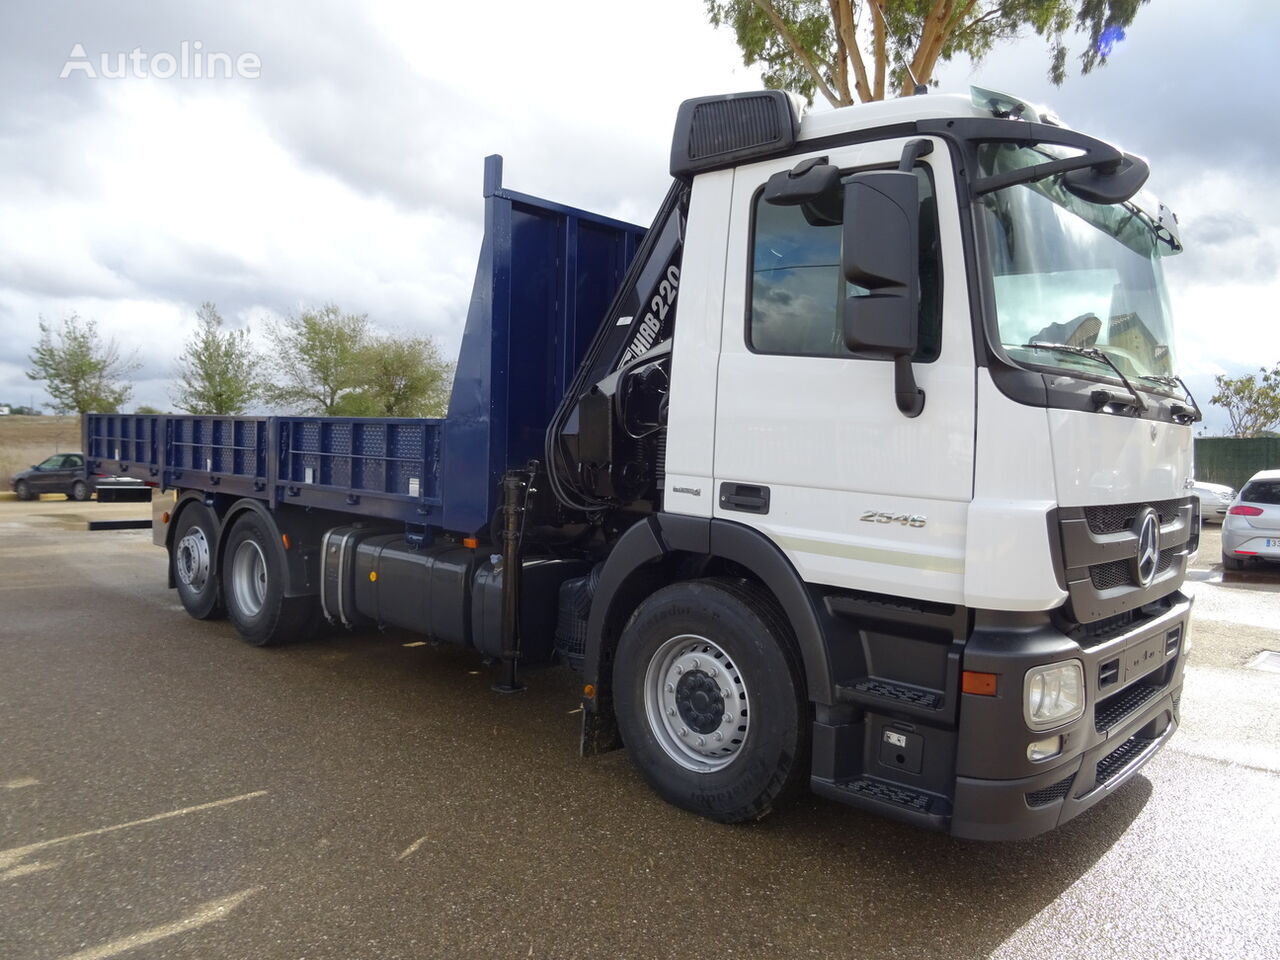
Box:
[14,480,34,501]
[70,479,90,501]
[172,502,224,620]
[222,511,315,647]
[613,578,809,823]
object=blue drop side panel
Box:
[440,159,644,534]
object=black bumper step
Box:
[836,678,942,711]
[1096,735,1157,786]
[1094,683,1163,733]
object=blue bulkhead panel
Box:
[440,156,645,534]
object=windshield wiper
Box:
[1138,374,1203,423]
[1021,341,1147,413]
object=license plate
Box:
[1267,539,1279,548]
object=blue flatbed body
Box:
[86,157,645,534]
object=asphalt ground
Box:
[1,497,1278,960]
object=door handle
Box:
[719,482,770,515]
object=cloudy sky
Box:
[0,0,1274,433]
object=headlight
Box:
[1024,660,1085,730]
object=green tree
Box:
[261,305,451,417]
[260,304,370,414]
[26,313,139,414]
[1211,365,1280,438]
[705,0,1149,105]
[171,302,260,414]
[135,404,166,414]
[337,334,453,418]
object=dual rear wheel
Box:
[172,504,314,645]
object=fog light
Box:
[1027,735,1062,762]
[1024,660,1085,730]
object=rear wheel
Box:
[1222,552,1246,571]
[613,578,809,823]
[70,479,90,501]
[14,480,34,501]
[222,511,315,647]
[173,502,224,620]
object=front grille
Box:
[1095,683,1162,732]
[1095,735,1155,785]
[1084,498,1185,535]
[1026,775,1073,807]
[1091,559,1131,590]
[1088,549,1179,591]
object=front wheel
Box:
[222,511,315,646]
[613,578,809,823]
[14,480,34,501]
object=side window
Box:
[64,455,84,468]
[749,166,941,360]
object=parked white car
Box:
[1192,479,1235,523]
[1222,470,1280,570]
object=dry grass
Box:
[0,415,82,487]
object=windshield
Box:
[978,143,1177,387]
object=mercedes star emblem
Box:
[1133,507,1160,588]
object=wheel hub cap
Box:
[175,528,210,590]
[676,671,725,735]
[644,634,750,773]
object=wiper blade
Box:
[1021,341,1147,413]
[1135,374,1204,423]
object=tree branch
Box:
[902,0,955,96]
[752,0,841,106]
[831,0,872,102]
[827,0,853,103]
[869,0,886,100]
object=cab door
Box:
[712,137,975,605]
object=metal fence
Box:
[1194,437,1280,490]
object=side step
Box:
[812,776,951,831]
[835,677,947,719]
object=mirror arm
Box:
[898,138,933,172]
[894,355,925,418]
[892,138,931,419]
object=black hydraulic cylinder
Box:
[493,469,528,693]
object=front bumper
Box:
[950,592,1191,840]
[808,590,1191,841]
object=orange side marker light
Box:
[583,684,596,700]
[462,537,479,549]
[962,671,998,696]
[281,533,291,550]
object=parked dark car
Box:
[10,452,95,501]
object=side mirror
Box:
[841,168,925,417]
[842,170,919,356]
[764,158,842,226]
